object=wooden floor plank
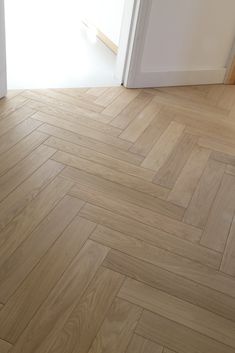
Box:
[136,311,235,353]
[69,183,202,242]
[45,136,155,181]
[130,109,173,156]
[60,160,169,201]
[0,118,42,155]
[200,173,235,252]
[80,204,221,268]
[10,241,109,353]
[0,95,28,120]
[87,298,142,353]
[32,111,132,150]
[126,334,163,353]
[94,86,124,107]
[0,339,12,353]
[0,131,48,177]
[141,121,185,171]
[184,159,225,228]
[120,100,162,143]
[168,146,211,207]
[0,144,56,202]
[220,216,235,276]
[47,267,124,353]
[60,167,181,220]
[103,250,235,322]
[102,89,140,117]
[119,278,235,348]
[0,196,84,303]
[0,215,96,343]
[110,91,152,129]
[0,176,73,269]
[91,225,235,297]
[154,133,197,188]
[26,96,113,124]
[38,123,144,165]
[0,159,64,231]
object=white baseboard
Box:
[127,68,226,88]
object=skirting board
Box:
[127,68,226,88]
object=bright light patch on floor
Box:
[5,0,120,89]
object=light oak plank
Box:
[0,339,12,353]
[154,133,197,188]
[120,100,162,143]
[0,131,48,177]
[0,196,84,303]
[0,159,63,231]
[60,165,183,220]
[0,215,96,342]
[88,298,142,353]
[0,106,34,137]
[33,111,131,150]
[102,89,140,117]
[0,95,28,120]
[45,137,155,181]
[38,123,144,165]
[119,278,235,348]
[10,241,109,353]
[168,146,211,207]
[220,216,235,276]
[198,136,235,156]
[201,173,235,252]
[130,109,173,157]
[26,96,113,124]
[80,204,221,268]
[103,250,235,322]
[47,267,124,353]
[69,183,202,242]
[60,160,169,201]
[86,87,108,97]
[136,311,235,353]
[126,334,163,353]
[184,159,225,228]
[226,164,235,176]
[28,100,122,136]
[142,122,185,171]
[23,89,103,113]
[0,144,56,202]
[0,118,42,155]
[110,91,152,129]
[211,150,235,166]
[0,177,73,269]
[91,225,235,297]
[95,86,124,106]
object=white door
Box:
[0,0,7,98]
[124,0,235,88]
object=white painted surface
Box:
[84,0,125,46]
[0,0,7,98]
[5,0,120,89]
[116,0,139,81]
[125,0,235,87]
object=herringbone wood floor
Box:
[0,85,235,353]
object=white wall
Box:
[84,0,125,46]
[125,0,235,87]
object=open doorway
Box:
[4,0,130,89]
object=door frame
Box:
[0,0,7,98]
[224,39,235,84]
[115,0,142,85]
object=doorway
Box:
[4,0,132,89]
